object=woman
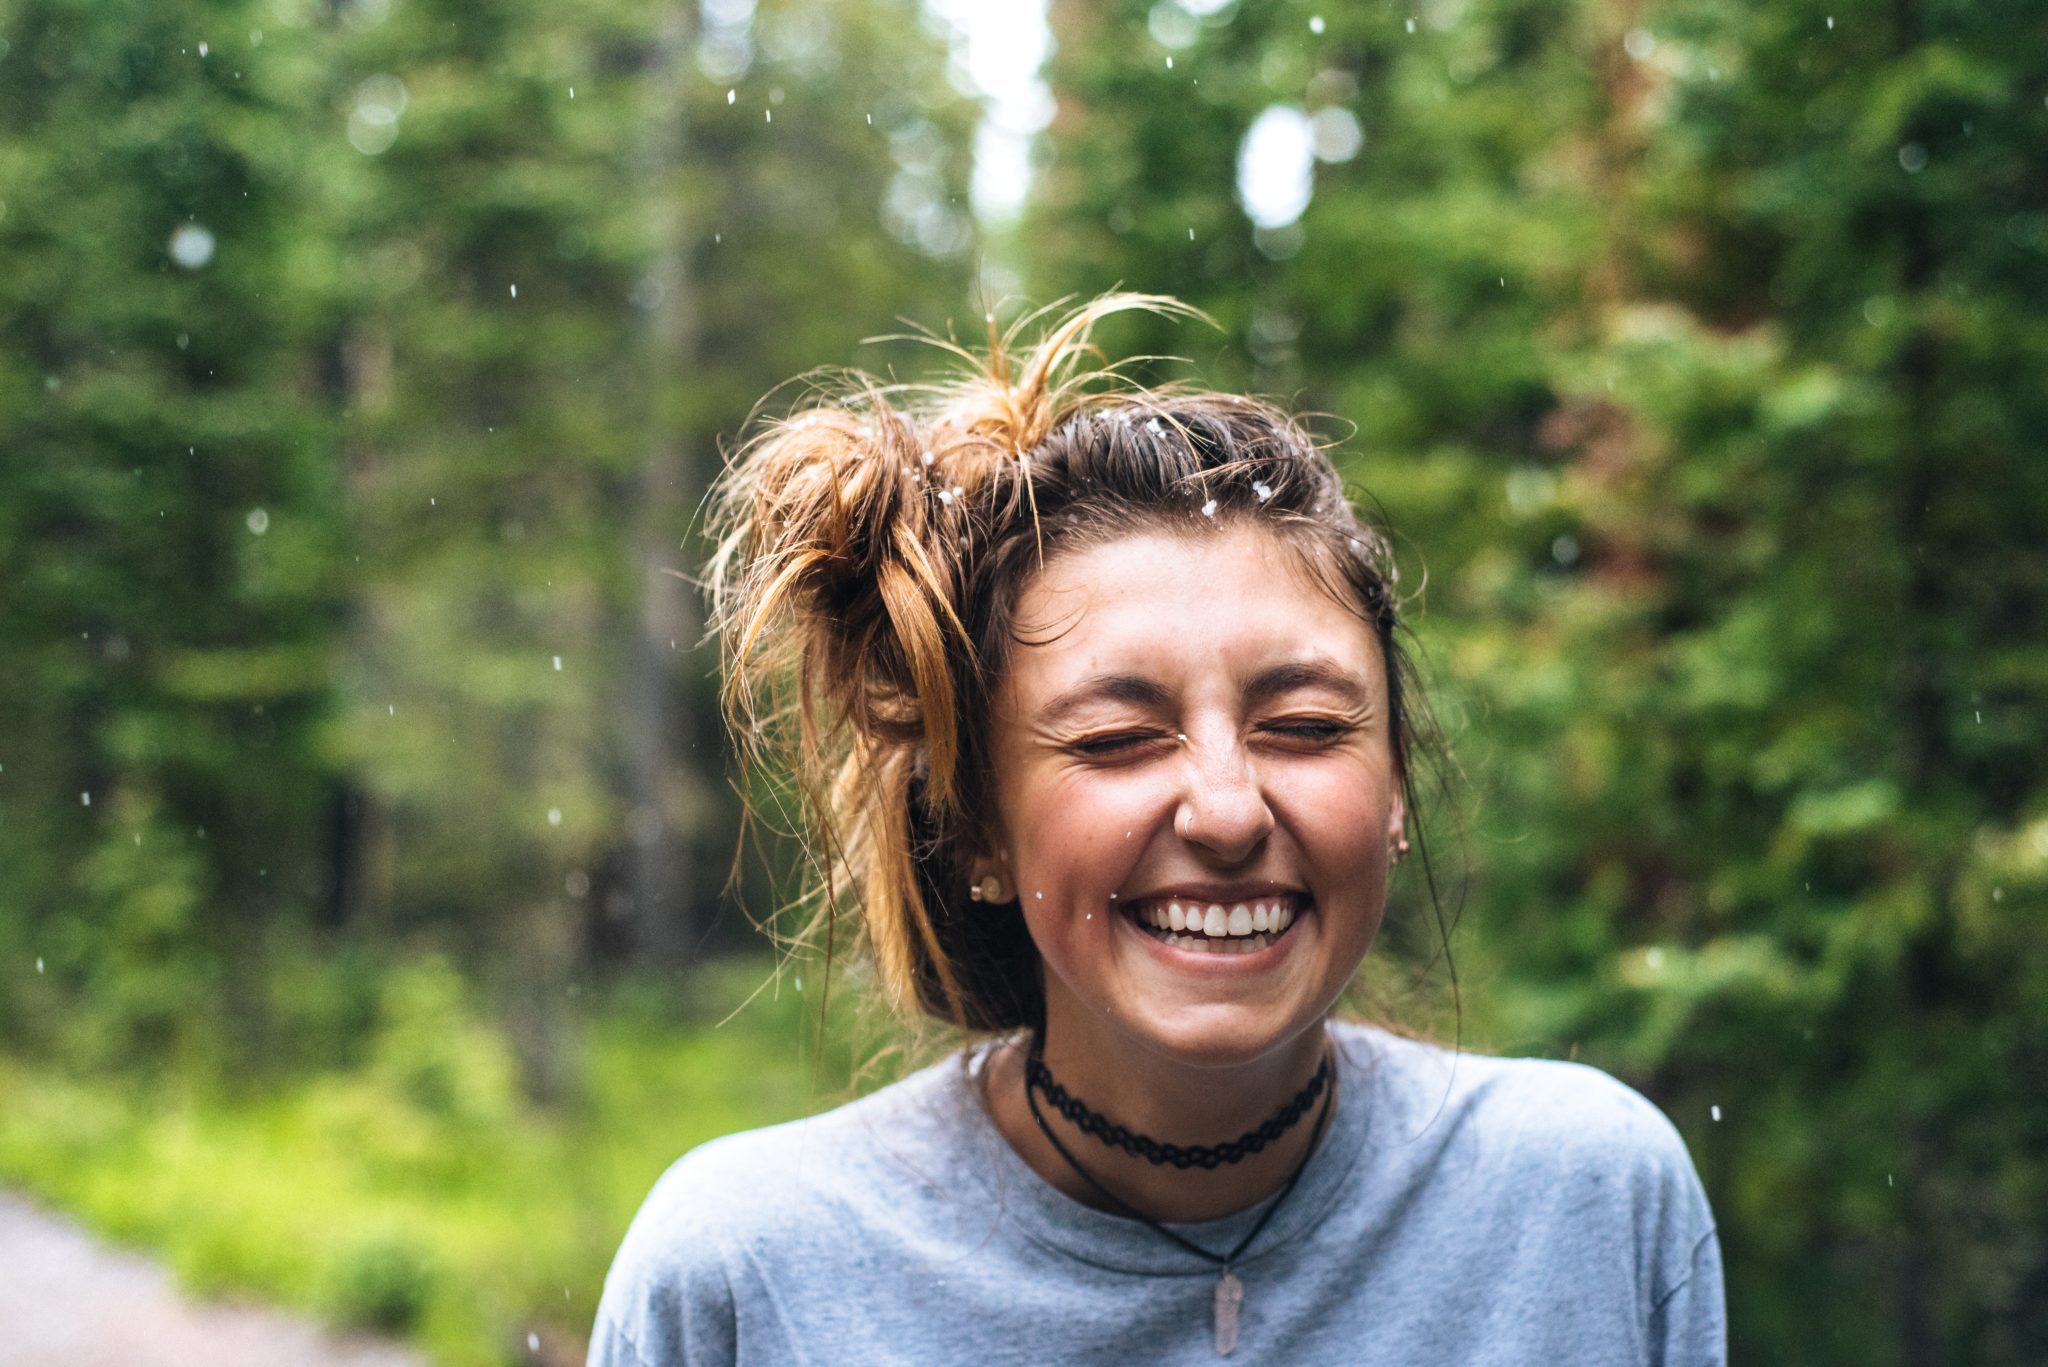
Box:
[591,296,1725,1365]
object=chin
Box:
[1126,1007,1329,1072]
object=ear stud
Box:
[969,875,1004,902]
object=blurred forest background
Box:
[1,0,2042,1362]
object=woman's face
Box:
[982,523,1405,1072]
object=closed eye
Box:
[1069,731,1168,758]
[1260,719,1354,744]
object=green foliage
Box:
[0,0,977,1075]
[1025,0,2047,1361]
[321,1232,437,1335]
[0,962,846,1366]
[365,957,521,1130]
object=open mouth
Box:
[1122,895,1306,956]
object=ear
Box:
[1385,788,1407,849]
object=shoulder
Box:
[1345,1024,1697,1174]
[593,1054,977,1357]
[1338,1025,1716,1276]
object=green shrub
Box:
[367,957,519,1131]
[322,1231,436,1334]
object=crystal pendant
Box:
[1213,1270,1244,1356]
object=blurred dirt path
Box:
[0,1190,429,1367]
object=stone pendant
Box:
[1213,1270,1244,1356]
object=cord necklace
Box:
[1022,1038,1337,1357]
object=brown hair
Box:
[708,294,1438,1035]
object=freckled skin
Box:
[979,524,1405,1100]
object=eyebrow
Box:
[1243,658,1371,709]
[1036,657,1370,726]
[1037,673,1174,727]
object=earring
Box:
[1391,836,1411,866]
[968,874,1003,903]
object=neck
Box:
[985,1019,1335,1224]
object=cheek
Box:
[1275,757,1396,864]
[1006,766,1173,866]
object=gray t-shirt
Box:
[591,1023,1724,1366]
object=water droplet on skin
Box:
[1035,891,1043,900]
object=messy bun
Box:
[708,294,1425,1032]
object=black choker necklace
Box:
[1023,1049,1330,1170]
[1020,1036,1338,1356]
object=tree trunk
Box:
[622,0,708,972]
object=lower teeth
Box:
[1126,909,1297,954]
[1158,929,1273,954]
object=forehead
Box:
[1002,525,1382,705]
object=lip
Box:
[1121,880,1308,905]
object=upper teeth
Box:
[1136,899,1296,938]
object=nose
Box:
[1175,732,1275,863]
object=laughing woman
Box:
[589,296,1725,1366]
